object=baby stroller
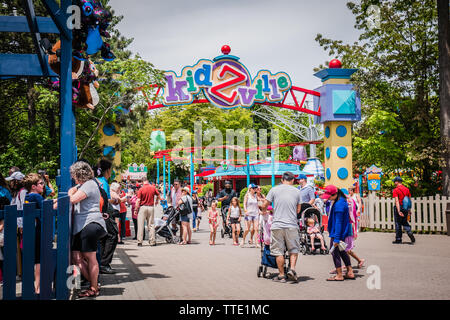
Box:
[298,203,329,255]
[257,211,289,278]
[155,206,180,244]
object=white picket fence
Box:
[361,193,449,233]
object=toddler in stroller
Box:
[299,203,329,255]
[257,206,289,279]
[155,206,180,244]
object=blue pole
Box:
[168,160,171,192]
[359,174,363,198]
[271,149,275,187]
[163,155,166,199]
[246,152,250,187]
[190,152,194,192]
[156,158,160,184]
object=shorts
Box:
[245,215,257,221]
[72,222,107,253]
[180,214,190,223]
[230,217,240,224]
[270,228,300,256]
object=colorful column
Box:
[99,123,121,181]
[156,158,160,184]
[246,152,250,187]
[190,152,194,192]
[313,59,361,194]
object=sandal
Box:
[79,287,99,298]
[178,241,187,245]
[358,259,365,269]
[272,275,287,283]
[326,276,344,281]
[344,275,356,280]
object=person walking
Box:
[127,189,139,240]
[321,185,356,281]
[135,177,160,247]
[255,186,266,248]
[192,191,199,232]
[170,180,182,239]
[208,200,220,245]
[261,172,302,283]
[68,161,108,297]
[241,184,259,247]
[226,197,242,246]
[297,174,315,206]
[392,177,415,244]
[110,183,125,244]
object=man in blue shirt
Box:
[297,174,315,206]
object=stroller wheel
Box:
[165,237,172,244]
[172,236,179,244]
[263,266,268,278]
[257,266,262,278]
[301,245,307,255]
[221,229,224,238]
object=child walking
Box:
[226,197,242,246]
[208,200,220,245]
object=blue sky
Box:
[109,0,361,92]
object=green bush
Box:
[199,182,213,197]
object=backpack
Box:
[398,187,412,211]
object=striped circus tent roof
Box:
[302,157,324,178]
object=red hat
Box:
[320,185,338,200]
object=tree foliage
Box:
[315,0,441,195]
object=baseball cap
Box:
[192,190,197,194]
[225,180,232,185]
[297,174,308,180]
[5,171,25,181]
[182,187,190,194]
[249,183,257,189]
[320,185,338,200]
[393,176,402,182]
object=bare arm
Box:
[394,197,403,216]
[68,186,87,204]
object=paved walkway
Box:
[94,205,450,300]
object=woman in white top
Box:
[241,184,259,247]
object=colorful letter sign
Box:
[162,54,292,109]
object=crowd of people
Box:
[0,161,415,293]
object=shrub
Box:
[199,182,213,197]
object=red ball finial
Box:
[221,45,231,55]
[329,59,342,68]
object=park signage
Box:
[162,47,292,109]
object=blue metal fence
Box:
[0,196,71,300]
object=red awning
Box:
[195,170,215,177]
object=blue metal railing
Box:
[0,195,71,300]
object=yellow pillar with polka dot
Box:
[99,123,122,180]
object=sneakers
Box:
[408,233,416,243]
[137,243,142,247]
[286,269,298,282]
[392,240,402,244]
[100,266,116,274]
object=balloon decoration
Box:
[40,0,116,111]
[293,145,308,161]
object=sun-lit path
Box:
[92,205,450,300]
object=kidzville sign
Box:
[162,49,292,109]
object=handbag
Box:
[179,198,192,216]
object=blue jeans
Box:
[192,209,198,229]
[394,207,412,241]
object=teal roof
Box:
[205,161,313,179]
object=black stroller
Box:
[298,203,329,255]
[155,206,180,244]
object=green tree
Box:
[315,0,441,195]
